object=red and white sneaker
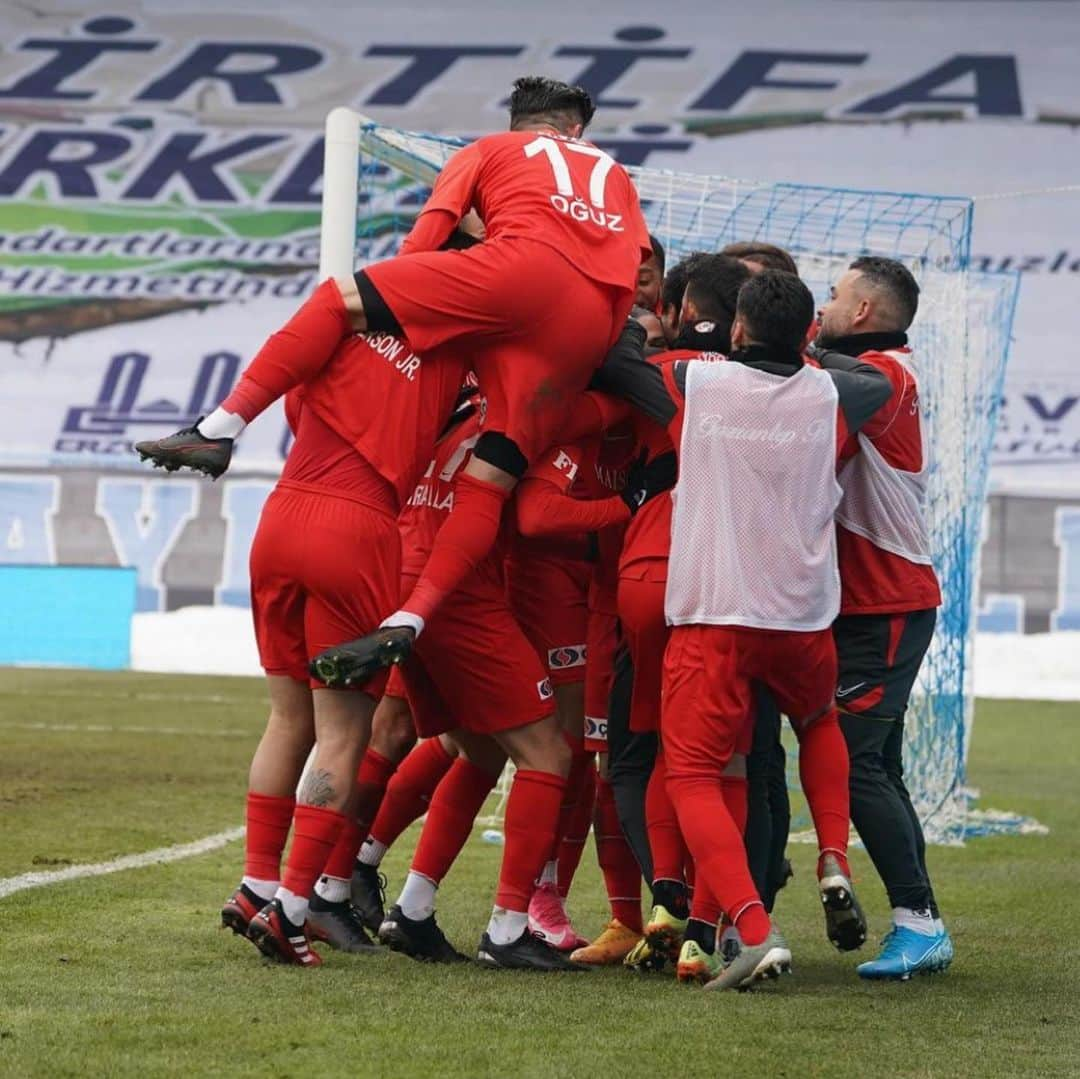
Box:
[220,884,263,937]
[246,899,323,967]
[527,882,588,952]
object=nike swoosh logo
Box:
[836,682,866,698]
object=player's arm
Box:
[516,477,631,537]
[400,143,484,255]
[815,349,894,446]
[588,319,677,425]
[515,447,624,536]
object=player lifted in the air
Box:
[134,76,650,677]
[312,76,651,687]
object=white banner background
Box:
[0,0,1077,491]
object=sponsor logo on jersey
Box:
[553,449,579,482]
[584,715,608,742]
[548,644,586,669]
[537,677,554,701]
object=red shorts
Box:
[661,624,837,779]
[364,238,632,463]
[617,566,668,734]
[507,553,590,687]
[393,575,555,738]
[250,484,400,694]
[584,607,620,752]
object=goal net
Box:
[320,109,1023,844]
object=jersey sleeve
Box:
[400,142,484,254]
[589,321,676,425]
[516,482,630,538]
[524,444,584,492]
[814,350,894,437]
[851,352,909,440]
[517,445,630,537]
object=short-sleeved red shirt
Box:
[295,336,468,512]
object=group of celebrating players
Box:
[136,76,954,990]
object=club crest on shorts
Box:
[537,678,554,701]
[548,645,586,670]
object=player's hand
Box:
[460,209,486,240]
[620,449,677,515]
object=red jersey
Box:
[515,428,635,616]
[512,445,593,564]
[579,426,635,615]
[398,410,506,597]
[836,348,942,614]
[294,334,468,511]
[402,130,650,294]
[279,405,396,514]
[619,350,719,578]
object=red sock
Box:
[734,900,771,946]
[243,791,295,881]
[594,775,643,932]
[322,817,364,880]
[411,759,499,883]
[369,738,453,848]
[219,279,351,422]
[354,749,398,836]
[556,752,596,897]
[496,769,566,912]
[721,774,749,834]
[686,773,747,924]
[646,750,687,884]
[666,770,763,944]
[281,804,346,899]
[796,709,851,877]
[402,474,510,623]
[689,871,723,926]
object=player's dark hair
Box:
[849,256,920,330]
[735,270,815,352]
[649,234,666,274]
[509,76,595,133]
[661,251,708,312]
[720,240,799,276]
[684,254,753,327]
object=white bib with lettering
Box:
[665,360,842,631]
[835,350,933,566]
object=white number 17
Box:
[524,136,617,209]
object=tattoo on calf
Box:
[300,768,336,808]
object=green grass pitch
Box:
[1,668,1079,1078]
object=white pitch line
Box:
[0,722,254,738]
[0,688,251,705]
[0,827,245,900]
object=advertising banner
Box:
[1,1,1078,625]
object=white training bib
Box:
[835,350,933,566]
[665,360,843,632]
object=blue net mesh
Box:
[349,122,1024,843]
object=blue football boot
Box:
[857,925,952,980]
